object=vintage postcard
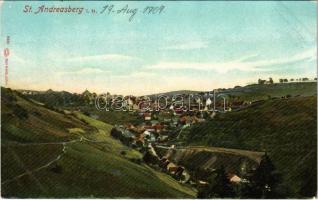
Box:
[0,1,317,199]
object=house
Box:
[132,104,140,111]
[158,135,169,142]
[155,123,164,130]
[167,162,178,174]
[144,126,156,133]
[134,133,145,144]
[174,108,183,115]
[227,173,242,183]
[144,112,151,121]
[210,111,217,119]
[143,130,156,142]
[150,120,159,126]
[159,158,170,169]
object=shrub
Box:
[50,163,63,174]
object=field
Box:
[222,82,317,101]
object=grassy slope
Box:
[78,106,143,125]
[224,82,317,101]
[1,88,195,198]
[147,82,316,101]
[182,96,317,197]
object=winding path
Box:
[1,136,105,186]
[2,142,68,185]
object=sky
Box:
[0,1,317,95]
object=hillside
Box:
[146,82,316,100]
[19,89,86,107]
[147,90,204,98]
[19,82,316,112]
[1,88,196,198]
[222,82,317,101]
[155,145,263,182]
[78,106,143,126]
[181,95,317,197]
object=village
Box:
[109,92,247,188]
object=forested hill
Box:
[181,95,317,197]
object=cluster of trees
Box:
[110,128,134,146]
[279,77,315,83]
[197,154,284,198]
[258,77,316,84]
[258,78,273,85]
[22,89,99,107]
[2,88,29,120]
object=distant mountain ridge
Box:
[17,82,317,107]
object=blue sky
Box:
[0,1,316,95]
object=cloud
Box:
[66,54,141,62]
[59,67,109,75]
[112,71,156,78]
[129,71,156,78]
[147,48,316,73]
[58,68,154,78]
[148,61,265,74]
[162,41,209,50]
[10,52,31,65]
[250,48,316,67]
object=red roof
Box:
[144,113,151,117]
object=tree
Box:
[142,151,158,164]
[279,79,284,83]
[50,163,63,174]
[290,78,294,82]
[258,79,265,85]
[110,128,122,139]
[283,79,288,83]
[269,77,274,84]
[246,153,281,198]
[302,78,309,82]
[197,166,236,198]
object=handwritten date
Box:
[100,5,165,22]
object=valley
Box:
[2,81,317,198]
